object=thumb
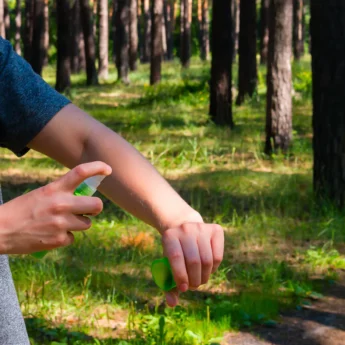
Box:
[54,161,112,192]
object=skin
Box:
[0,104,224,307]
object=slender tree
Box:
[112,0,116,62]
[31,0,45,75]
[43,0,49,65]
[143,0,151,62]
[150,0,163,84]
[200,0,209,60]
[24,0,34,62]
[14,0,22,55]
[236,0,257,105]
[98,0,109,78]
[180,0,191,67]
[115,0,130,83]
[0,0,5,38]
[56,0,72,92]
[210,0,233,127]
[80,0,98,85]
[4,1,10,39]
[293,0,304,60]
[231,0,239,61]
[260,0,270,65]
[265,0,293,154]
[164,0,174,60]
[129,0,138,70]
[311,1,345,206]
[71,0,81,73]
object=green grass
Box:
[0,55,342,344]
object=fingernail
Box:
[179,283,188,292]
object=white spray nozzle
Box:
[83,175,106,194]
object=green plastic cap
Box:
[151,257,177,291]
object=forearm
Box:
[29,104,202,233]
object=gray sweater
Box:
[0,36,70,344]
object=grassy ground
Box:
[1,57,345,345]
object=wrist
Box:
[157,208,204,234]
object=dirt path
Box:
[225,274,345,345]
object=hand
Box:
[0,161,112,254]
[161,214,224,307]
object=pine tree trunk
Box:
[80,0,98,85]
[98,0,109,78]
[31,0,45,75]
[232,0,239,61]
[165,0,174,60]
[210,0,233,127]
[115,0,130,83]
[260,0,270,65]
[236,0,258,105]
[112,0,116,62]
[0,0,5,38]
[15,0,21,55]
[129,0,138,70]
[150,0,163,84]
[143,0,151,62]
[24,0,34,62]
[200,0,209,60]
[4,1,10,39]
[43,0,49,65]
[311,1,345,206]
[293,0,304,60]
[180,0,191,67]
[71,0,80,73]
[56,0,71,92]
[265,0,293,154]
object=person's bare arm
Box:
[28,104,224,306]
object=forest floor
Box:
[226,273,345,345]
[2,58,345,344]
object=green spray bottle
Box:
[151,257,177,291]
[31,175,106,259]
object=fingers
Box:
[180,235,201,289]
[165,288,179,308]
[211,225,224,273]
[66,214,92,231]
[197,235,214,285]
[162,234,189,292]
[68,196,103,216]
[53,162,112,192]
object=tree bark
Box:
[115,0,130,83]
[265,0,293,154]
[112,0,116,62]
[56,0,71,92]
[129,0,138,70]
[180,0,191,68]
[31,0,45,75]
[231,0,239,62]
[260,0,270,65]
[98,0,109,78]
[4,1,10,39]
[71,0,80,73]
[143,0,151,62]
[24,0,34,62]
[150,0,163,84]
[15,0,21,55]
[311,1,345,206]
[209,0,233,127]
[164,0,174,60]
[0,0,5,38]
[80,0,98,85]
[236,0,258,105]
[200,0,209,60]
[43,0,49,65]
[293,0,304,60]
